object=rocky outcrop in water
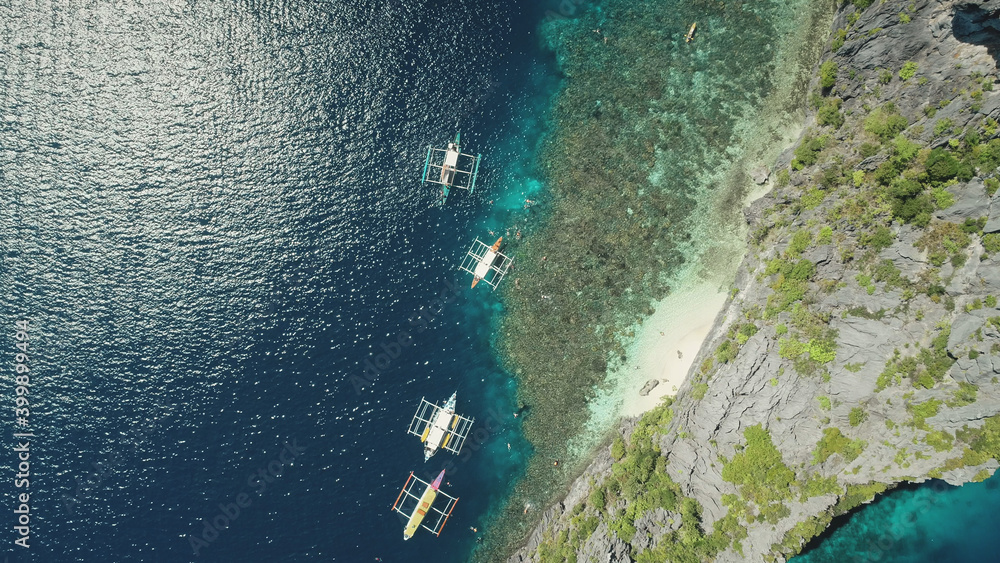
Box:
[509,0,1000,561]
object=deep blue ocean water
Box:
[0,0,556,561]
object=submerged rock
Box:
[638,379,659,396]
[750,165,770,185]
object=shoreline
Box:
[504,0,1000,559]
[619,280,729,416]
[493,0,836,558]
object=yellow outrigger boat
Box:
[392,469,458,540]
[685,22,697,43]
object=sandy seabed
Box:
[620,279,728,416]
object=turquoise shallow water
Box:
[794,473,1000,562]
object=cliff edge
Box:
[509,0,1000,561]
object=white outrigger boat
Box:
[421,133,481,206]
[391,469,458,540]
[407,392,474,461]
[459,237,513,290]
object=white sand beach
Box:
[620,280,728,416]
[570,277,730,458]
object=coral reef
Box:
[507,0,1000,561]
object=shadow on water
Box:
[953,2,1000,63]
[794,482,914,558]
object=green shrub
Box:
[899,61,917,80]
[589,487,607,512]
[788,229,813,257]
[986,178,999,197]
[802,188,827,209]
[820,61,838,89]
[798,473,840,501]
[834,483,887,516]
[984,233,1000,255]
[793,135,831,169]
[765,259,815,317]
[916,221,970,263]
[849,407,868,426]
[734,322,759,345]
[894,135,920,162]
[808,338,837,363]
[875,258,905,284]
[817,226,833,245]
[716,340,737,364]
[862,226,894,252]
[818,98,845,129]
[859,142,879,158]
[819,165,846,189]
[976,138,1000,172]
[611,436,626,461]
[832,28,847,52]
[818,396,832,410]
[813,427,866,464]
[852,0,874,9]
[962,217,987,235]
[934,117,955,137]
[908,398,941,429]
[899,12,911,24]
[722,425,795,515]
[780,338,807,360]
[889,178,932,225]
[865,105,908,141]
[985,118,999,136]
[932,186,955,209]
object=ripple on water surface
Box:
[1,0,544,561]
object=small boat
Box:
[472,237,502,288]
[392,469,458,540]
[458,236,513,290]
[421,132,482,206]
[407,392,474,461]
[685,22,697,43]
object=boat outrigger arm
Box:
[421,132,481,205]
[392,469,458,540]
[458,237,513,290]
[407,392,475,461]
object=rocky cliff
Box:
[509,0,1000,561]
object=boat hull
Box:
[403,486,439,540]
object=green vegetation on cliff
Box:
[512,0,1000,561]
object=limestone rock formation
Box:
[509,0,1000,561]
